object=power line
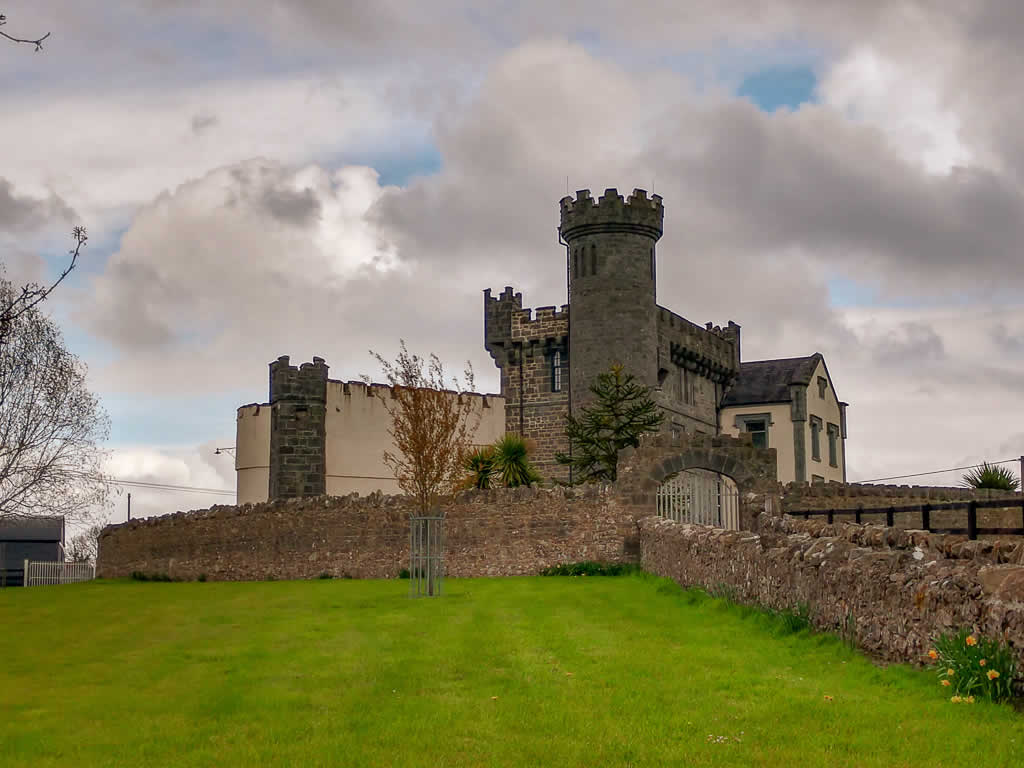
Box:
[856,457,1021,485]
[108,478,235,496]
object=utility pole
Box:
[127,492,131,521]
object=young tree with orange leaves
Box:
[366,341,481,515]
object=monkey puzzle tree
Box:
[556,364,663,484]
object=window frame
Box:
[551,350,562,392]
[733,412,772,449]
[827,422,839,467]
[810,415,823,462]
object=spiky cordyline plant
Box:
[960,462,1020,492]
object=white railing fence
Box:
[24,560,96,586]
[656,469,740,530]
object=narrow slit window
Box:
[552,350,562,392]
[590,244,597,276]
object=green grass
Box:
[2,574,1022,767]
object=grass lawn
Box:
[2,573,1022,767]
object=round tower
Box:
[560,187,664,415]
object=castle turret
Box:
[560,188,664,413]
[268,355,328,500]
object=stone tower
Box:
[268,355,328,500]
[559,188,664,413]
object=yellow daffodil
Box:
[927,649,938,660]
[966,635,977,646]
[946,668,955,676]
[979,659,986,666]
[941,679,951,687]
[987,670,1000,680]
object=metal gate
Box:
[656,469,740,530]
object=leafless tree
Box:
[0,227,87,349]
[66,523,104,563]
[0,12,50,50]
[0,276,111,523]
[366,341,482,515]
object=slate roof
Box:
[0,516,65,542]
[721,353,823,407]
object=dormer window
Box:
[817,376,828,399]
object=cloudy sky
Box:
[3,1,1024,524]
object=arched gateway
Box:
[616,432,779,531]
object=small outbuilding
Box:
[0,516,65,587]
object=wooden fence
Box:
[793,497,1024,539]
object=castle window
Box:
[680,367,695,405]
[817,376,827,399]
[573,249,580,278]
[552,350,562,392]
[590,244,597,276]
[650,247,655,281]
[810,416,822,462]
[827,423,840,467]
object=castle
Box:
[236,187,847,503]
[484,187,847,485]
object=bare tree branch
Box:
[364,341,482,515]
[0,277,111,523]
[0,227,86,348]
[0,13,51,51]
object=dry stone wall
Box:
[97,486,634,582]
[640,513,1024,669]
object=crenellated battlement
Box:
[559,187,664,241]
[269,355,328,404]
[332,379,500,407]
[657,307,740,384]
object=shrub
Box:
[491,434,541,487]
[462,446,496,489]
[318,572,333,580]
[197,573,207,582]
[131,571,174,582]
[927,628,1018,703]
[960,462,1020,491]
[539,561,640,577]
[398,568,410,579]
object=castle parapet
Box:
[559,187,664,241]
[657,307,740,384]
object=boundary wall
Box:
[98,486,633,581]
[639,513,1024,669]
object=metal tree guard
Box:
[409,512,444,597]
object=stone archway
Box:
[615,432,779,531]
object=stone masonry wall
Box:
[269,356,328,499]
[783,482,1024,535]
[640,513,1024,670]
[97,486,634,581]
[484,287,570,483]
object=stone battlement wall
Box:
[97,486,634,582]
[639,514,1024,669]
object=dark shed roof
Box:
[721,353,823,407]
[0,516,65,542]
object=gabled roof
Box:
[721,353,823,407]
[0,516,65,542]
